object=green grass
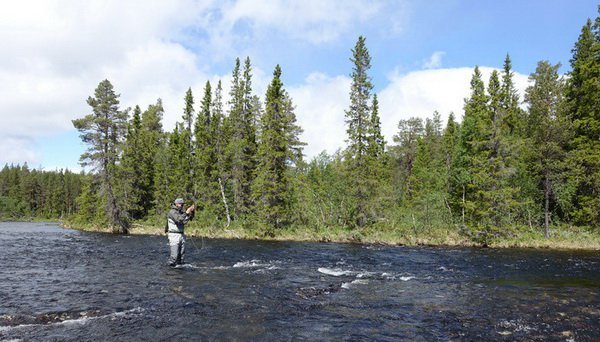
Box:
[61,216,600,250]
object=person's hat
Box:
[174,198,185,204]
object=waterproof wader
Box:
[166,204,191,266]
[168,232,185,266]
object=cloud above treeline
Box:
[0,0,528,169]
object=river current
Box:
[0,222,598,341]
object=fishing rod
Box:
[186,191,205,251]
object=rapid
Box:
[1,222,598,341]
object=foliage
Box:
[0,164,83,220]
[564,14,600,227]
[37,10,600,246]
[72,79,129,233]
[253,65,305,234]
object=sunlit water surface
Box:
[0,222,598,341]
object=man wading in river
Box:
[165,198,195,267]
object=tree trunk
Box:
[462,186,466,224]
[544,175,550,238]
[218,177,231,227]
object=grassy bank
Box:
[61,217,600,250]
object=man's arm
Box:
[186,204,196,220]
[168,208,191,225]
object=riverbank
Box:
[61,219,600,251]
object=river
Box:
[0,222,598,341]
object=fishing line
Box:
[188,233,205,251]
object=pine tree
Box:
[226,57,258,218]
[450,66,490,234]
[253,65,304,233]
[119,105,145,220]
[367,94,385,160]
[441,113,458,178]
[407,112,449,230]
[181,88,195,197]
[344,36,375,227]
[211,80,232,225]
[525,60,568,236]
[139,99,165,216]
[499,55,532,227]
[194,81,215,208]
[391,117,424,200]
[72,79,129,233]
[500,55,523,135]
[564,14,600,226]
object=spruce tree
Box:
[72,79,129,233]
[226,57,258,218]
[564,14,600,226]
[367,94,385,160]
[181,88,195,197]
[211,80,232,225]
[344,36,374,227]
[119,105,145,219]
[254,65,289,232]
[441,113,458,177]
[254,65,304,233]
[450,66,490,234]
[408,112,449,230]
[525,60,568,236]
[139,99,165,216]
[391,117,424,201]
[194,81,215,208]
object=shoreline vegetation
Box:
[2,11,600,251]
[59,219,600,251]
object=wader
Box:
[167,232,185,266]
[166,204,191,266]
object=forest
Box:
[1,12,598,247]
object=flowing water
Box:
[0,222,598,341]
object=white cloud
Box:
[6,1,534,170]
[0,0,216,168]
[1,0,404,168]
[224,0,384,44]
[288,73,350,158]
[422,51,446,69]
[378,66,530,143]
[0,136,40,166]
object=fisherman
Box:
[166,198,195,267]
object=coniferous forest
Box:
[2,12,599,247]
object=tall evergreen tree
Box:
[211,80,232,225]
[344,36,375,227]
[525,60,568,236]
[226,57,258,218]
[441,113,458,177]
[139,99,165,216]
[194,81,215,208]
[450,66,490,232]
[485,69,520,230]
[391,117,424,200]
[119,105,145,219]
[253,65,301,233]
[407,112,449,229]
[367,94,385,160]
[181,88,195,197]
[564,14,600,226]
[500,55,523,135]
[72,79,129,233]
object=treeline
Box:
[0,164,84,219]
[16,11,600,243]
[70,58,305,235]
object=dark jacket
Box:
[166,205,191,233]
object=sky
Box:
[0,0,598,172]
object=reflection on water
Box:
[0,222,598,341]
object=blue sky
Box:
[0,0,597,172]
